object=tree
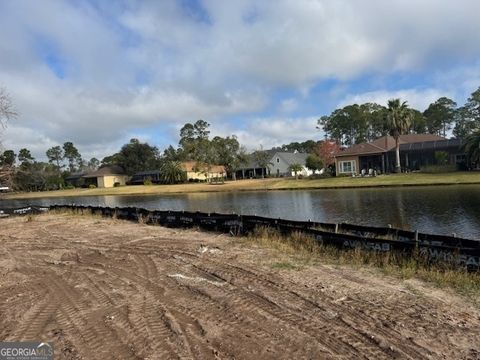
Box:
[179,120,211,160]
[252,148,272,178]
[423,97,457,136]
[160,161,187,184]
[387,99,412,173]
[288,163,303,180]
[101,153,122,167]
[454,87,480,139]
[46,146,64,169]
[163,145,184,162]
[461,130,480,167]
[116,138,161,175]
[410,109,427,134]
[18,148,34,168]
[87,157,100,171]
[318,103,389,145]
[314,140,341,172]
[0,87,17,133]
[1,150,16,166]
[211,135,247,180]
[305,154,323,173]
[279,140,317,153]
[63,142,82,172]
[0,88,17,186]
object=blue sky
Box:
[1,0,480,161]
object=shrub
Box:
[88,184,96,189]
[435,151,449,165]
[64,184,75,190]
[420,164,457,173]
[113,182,121,187]
[143,178,153,186]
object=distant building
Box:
[127,170,162,185]
[83,165,129,188]
[235,150,313,179]
[65,172,86,187]
[334,134,465,175]
[269,151,312,177]
[181,161,226,182]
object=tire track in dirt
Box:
[179,257,415,359]
[45,272,138,359]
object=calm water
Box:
[1,185,480,239]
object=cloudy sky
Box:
[1,0,480,161]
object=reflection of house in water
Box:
[334,134,466,175]
[83,165,129,188]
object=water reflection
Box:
[1,185,479,239]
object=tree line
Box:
[319,87,480,146]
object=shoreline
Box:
[2,172,480,200]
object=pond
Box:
[1,185,480,239]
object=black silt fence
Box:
[3,204,480,271]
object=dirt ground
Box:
[0,214,479,360]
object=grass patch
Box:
[245,226,480,304]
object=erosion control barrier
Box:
[3,204,480,271]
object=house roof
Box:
[272,152,309,166]
[181,161,225,174]
[83,165,126,178]
[65,172,86,180]
[335,134,446,157]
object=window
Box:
[276,158,280,163]
[339,160,356,174]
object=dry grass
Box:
[243,226,480,305]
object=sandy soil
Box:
[0,214,479,360]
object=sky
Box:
[1,0,480,161]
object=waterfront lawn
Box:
[3,171,480,200]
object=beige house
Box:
[181,161,226,182]
[83,165,129,188]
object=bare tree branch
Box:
[0,87,17,130]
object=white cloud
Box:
[211,116,322,150]
[338,88,454,112]
[1,0,480,158]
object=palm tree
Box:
[387,99,412,173]
[160,161,187,184]
[462,130,480,167]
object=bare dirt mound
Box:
[0,214,479,359]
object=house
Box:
[181,161,226,182]
[269,152,311,177]
[127,170,162,185]
[65,172,86,187]
[235,158,270,179]
[82,165,129,188]
[334,134,465,175]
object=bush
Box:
[309,173,332,179]
[113,182,121,187]
[88,184,96,189]
[435,151,449,165]
[64,184,75,190]
[143,178,153,186]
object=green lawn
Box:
[3,172,480,200]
